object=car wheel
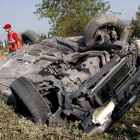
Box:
[22,30,41,44]
[10,76,51,124]
[84,14,128,47]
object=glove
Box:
[12,43,15,47]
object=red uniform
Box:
[8,31,22,51]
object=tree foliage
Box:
[38,33,47,40]
[131,6,140,38]
[34,0,110,37]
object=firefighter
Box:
[3,24,22,54]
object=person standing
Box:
[3,24,22,54]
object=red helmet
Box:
[3,24,11,29]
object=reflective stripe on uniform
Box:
[9,40,16,43]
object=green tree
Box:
[34,0,110,37]
[131,6,140,38]
[38,33,47,40]
[5,40,7,45]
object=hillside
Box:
[0,98,139,139]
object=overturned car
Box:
[0,14,140,136]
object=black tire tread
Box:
[22,30,40,44]
[84,14,128,47]
[10,77,51,124]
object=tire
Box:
[22,30,40,44]
[10,77,51,124]
[84,14,128,47]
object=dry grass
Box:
[0,46,9,61]
[0,99,140,140]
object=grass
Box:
[0,102,90,140]
[0,47,140,139]
[0,45,9,61]
[0,99,140,140]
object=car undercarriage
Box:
[0,14,140,136]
